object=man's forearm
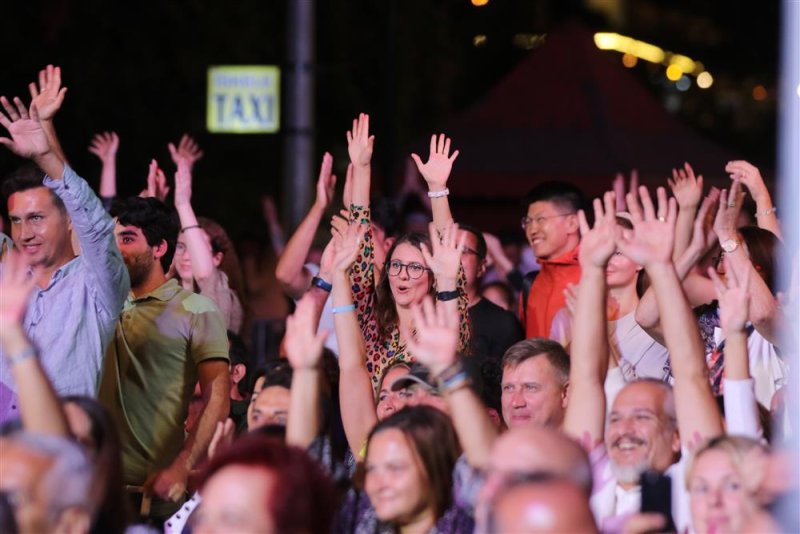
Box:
[275,203,325,297]
[180,375,230,470]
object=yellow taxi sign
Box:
[207,66,280,133]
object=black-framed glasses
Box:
[386,260,431,279]
[520,213,575,230]
[462,245,484,258]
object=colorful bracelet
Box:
[332,303,356,314]
[439,370,472,393]
[311,276,332,292]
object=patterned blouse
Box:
[348,205,471,387]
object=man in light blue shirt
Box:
[0,84,129,422]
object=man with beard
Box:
[563,189,725,532]
[98,196,230,522]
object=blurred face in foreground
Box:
[689,449,758,534]
[606,381,680,486]
[490,480,598,533]
[193,465,276,534]
[365,428,433,526]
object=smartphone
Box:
[640,470,676,532]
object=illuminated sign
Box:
[207,66,280,133]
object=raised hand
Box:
[713,180,745,242]
[725,160,768,202]
[284,294,329,370]
[88,131,119,162]
[686,188,720,255]
[331,218,365,273]
[577,191,618,268]
[617,186,678,267]
[314,152,337,210]
[27,65,67,122]
[0,250,36,331]
[708,258,751,334]
[613,169,638,212]
[404,296,459,376]
[410,134,460,192]
[421,222,466,284]
[346,113,374,167]
[668,162,704,209]
[0,96,50,158]
[168,134,204,170]
[139,159,170,201]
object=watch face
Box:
[721,239,738,253]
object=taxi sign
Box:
[207,66,280,133]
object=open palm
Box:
[411,134,459,190]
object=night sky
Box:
[1,0,780,240]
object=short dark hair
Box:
[522,181,586,214]
[110,197,180,271]
[501,338,570,384]
[459,223,487,260]
[2,163,65,213]
[197,434,337,533]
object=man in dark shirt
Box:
[459,225,524,364]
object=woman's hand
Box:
[421,222,466,286]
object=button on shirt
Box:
[0,166,130,422]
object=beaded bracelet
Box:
[427,188,450,198]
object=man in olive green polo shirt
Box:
[98,197,230,520]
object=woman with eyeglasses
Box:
[344,114,470,387]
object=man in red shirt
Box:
[520,181,585,338]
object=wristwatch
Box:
[720,238,740,253]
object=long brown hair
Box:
[366,406,461,521]
[375,232,434,336]
[198,216,247,309]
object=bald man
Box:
[487,478,598,533]
[472,426,592,533]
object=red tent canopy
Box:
[434,21,736,205]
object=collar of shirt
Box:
[128,278,182,304]
[538,245,580,268]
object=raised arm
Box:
[170,141,215,282]
[285,293,330,449]
[0,251,69,436]
[711,262,763,439]
[713,183,781,345]
[668,162,704,260]
[635,189,718,341]
[347,113,374,208]
[88,131,119,203]
[406,296,497,468]
[726,160,781,239]
[619,186,723,450]
[28,64,68,165]
[329,220,375,456]
[0,94,64,178]
[275,152,337,299]
[563,191,618,450]
[411,134,459,230]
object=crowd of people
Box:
[0,65,796,533]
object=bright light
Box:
[473,34,487,47]
[622,53,638,68]
[670,54,696,74]
[666,65,683,81]
[752,85,768,101]
[697,71,714,89]
[676,75,691,92]
[471,0,489,6]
